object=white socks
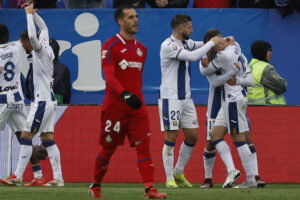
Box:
[46,144,63,181]
[174,141,195,175]
[203,148,216,179]
[248,144,258,176]
[162,141,175,181]
[15,142,33,179]
[213,139,235,173]
[235,142,255,182]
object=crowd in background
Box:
[0,0,300,17]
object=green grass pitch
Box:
[1,183,300,200]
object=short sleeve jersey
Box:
[0,42,25,103]
[29,38,56,102]
[210,43,250,102]
[159,36,197,100]
[101,34,147,113]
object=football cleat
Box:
[43,179,64,187]
[233,180,257,189]
[173,173,192,188]
[255,175,266,188]
[0,174,22,186]
[165,179,178,188]
[24,177,46,186]
[144,187,167,199]
[200,178,213,188]
[89,184,102,199]
[222,169,241,188]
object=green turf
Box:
[1,183,300,200]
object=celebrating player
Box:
[0,3,63,186]
[200,28,259,188]
[89,6,167,199]
[158,14,225,188]
[0,24,49,186]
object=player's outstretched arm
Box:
[206,69,237,88]
[33,12,49,42]
[25,3,41,51]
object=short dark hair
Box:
[114,5,135,22]
[0,24,9,44]
[251,40,272,62]
[20,30,29,41]
[49,38,60,60]
[171,14,191,29]
[203,28,221,44]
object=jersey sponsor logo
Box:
[102,50,108,59]
[0,52,13,60]
[136,48,143,57]
[118,59,143,71]
[6,103,23,109]
[120,48,127,53]
[0,85,18,92]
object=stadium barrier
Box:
[1,105,299,183]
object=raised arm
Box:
[25,3,41,51]
[33,12,49,42]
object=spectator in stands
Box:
[274,0,300,17]
[147,0,189,8]
[66,0,105,8]
[238,0,276,8]
[193,0,231,8]
[247,40,287,105]
[113,0,146,8]
[49,38,71,104]
[34,0,57,8]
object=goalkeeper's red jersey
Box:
[101,33,147,113]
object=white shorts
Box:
[24,101,56,133]
[158,98,199,131]
[206,118,215,140]
[215,97,250,134]
[0,103,26,132]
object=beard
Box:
[182,32,190,40]
[124,24,138,35]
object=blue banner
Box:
[0,9,299,104]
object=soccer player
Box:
[200,29,266,188]
[0,24,48,186]
[158,14,225,188]
[88,6,167,199]
[0,3,63,186]
[200,29,258,188]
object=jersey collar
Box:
[116,33,137,45]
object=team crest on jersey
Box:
[192,120,198,126]
[106,135,112,143]
[136,48,143,57]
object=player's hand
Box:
[121,90,142,110]
[227,76,237,86]
[0,66,2,74]
[24,3,37,14]
[225,36,235,45]
[210,36,225,46]
[201,58,210,67]
[233,62,240,70]
[155,0,168,7]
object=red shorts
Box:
[99,108,150,148]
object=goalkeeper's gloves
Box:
[121,90,142,110]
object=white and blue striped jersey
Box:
[0,42,25,103]
[159,36,199,99]
[206,71,223,119]
[210,43,250,102]
[28,39,55,102]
